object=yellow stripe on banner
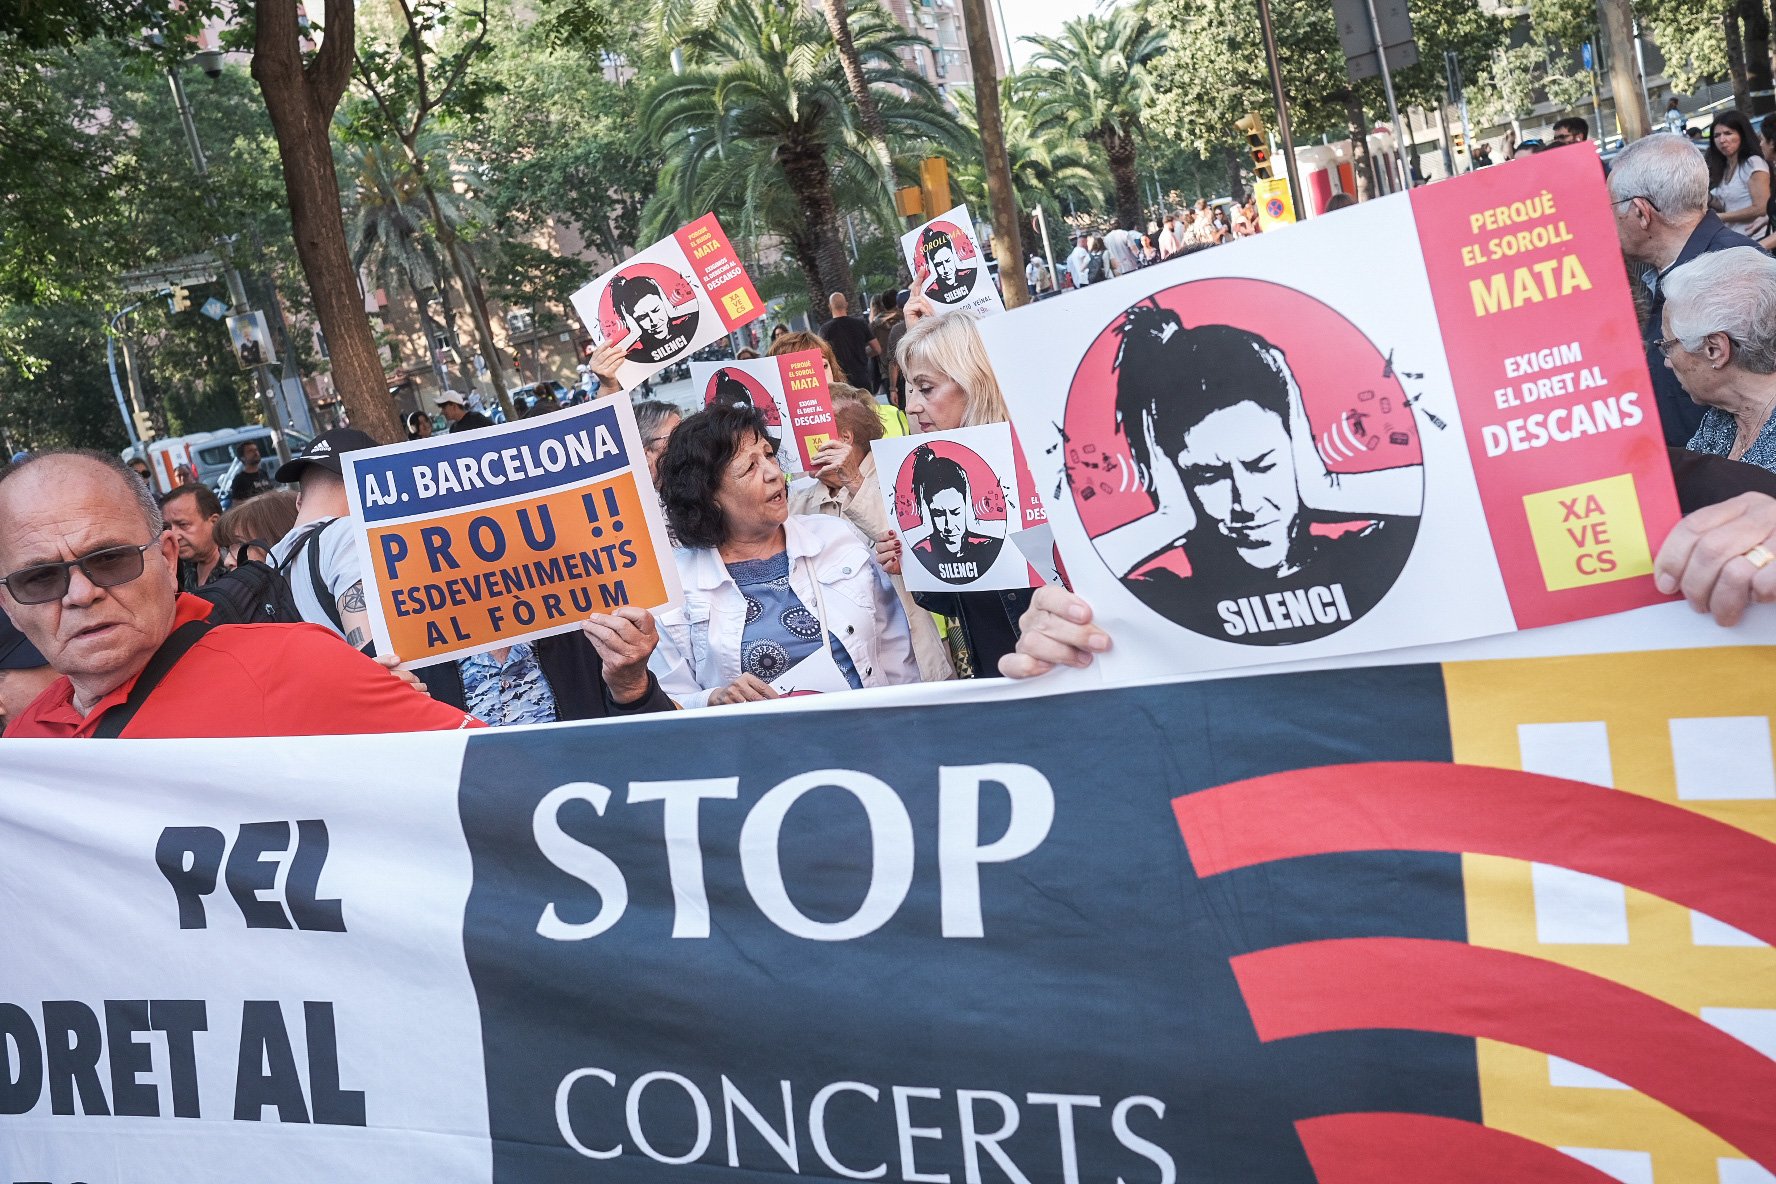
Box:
[1444,646,1776,1184]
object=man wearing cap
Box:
[436,390,493,435]
[0,617,57,733]
[267,428,380,649]
[0,450,478,738]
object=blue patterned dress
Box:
[459,643,559,727]
[728,552,862,688]
[1687,406,1776,472]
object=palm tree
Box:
[821,0,897,186]
[1022,9,1168,230]
[642,0,964,304]
[953,82,1105,229]
[342,135,478,392]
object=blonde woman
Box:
[877,313,1031,677]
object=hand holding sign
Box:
[580,606,660,704]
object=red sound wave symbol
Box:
[1173,761,1776,1181]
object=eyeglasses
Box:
[0,542,157,605]
[1611,194,1662,212]
[1652,331,1734,356]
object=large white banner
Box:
[4,606,1775,1183]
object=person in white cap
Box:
[435,390,493,434]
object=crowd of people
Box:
[5,118,1776,739]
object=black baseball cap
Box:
[274,428,379,483]
[0,616,46,671]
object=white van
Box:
[123,426,308,502]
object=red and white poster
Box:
[570,214,765,390]
[689,349,837,476]
[981,147,1681,679]
[871,422,1036,593]
[900,204,1005,320]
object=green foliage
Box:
[0,41,298,446]
[952,80,1105,217]
[1640,0,1730,94]
[0,305,126,453]
[463,6,654,274]
[1149,0,1507,152]
[641,0,964,301]
[1020,9,1169,152]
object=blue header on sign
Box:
[351,404,630,524]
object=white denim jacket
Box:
[650,514,921,708]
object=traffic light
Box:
[1235,113,1272,180]
[1452,133,1467,153]
[132,410,157,442]
[167,284,191,313]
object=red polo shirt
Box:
[8,594,483,738]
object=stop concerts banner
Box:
[4,607,1774,1184]
[983,147,1683,681]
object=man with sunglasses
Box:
[1608,132,1765,446]
[0,450,480,738]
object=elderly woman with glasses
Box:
[1659,248,1776,471]
[649,403,921,707]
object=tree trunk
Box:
[960,0,1028,308]
[1741,0,1774,115]
[253,0,402,444]
[1727,7,1752,114]
[787,234,828,325]
[1104,132,1144,231]
[404,148,514,420]
[781,142,855,306]
[1342,88,1375,200]
[822,0,896,186]
[407,272,450,396]
[1222,144,1244,202]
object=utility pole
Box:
[168,64,291,463]
[1597,0,1650,139]
[961,0,1030,308]
[1254,0,1305,217]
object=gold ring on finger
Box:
[1745,544,1776,571]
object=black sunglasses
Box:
[0,541,158,605]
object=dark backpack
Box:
[1086,250,1108,284]
[192,522,339,629]
[193,544,305,625]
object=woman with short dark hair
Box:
[650,405,921,706]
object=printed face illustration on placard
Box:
[704,368,782,428]
[1064,280,1425,645]
[895,440,1007,585]
[916,221,980,307]
[600,263,702,365]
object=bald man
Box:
[0,450,479,738]
[818,291,880,389]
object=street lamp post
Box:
[166,60,292,464]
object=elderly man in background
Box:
[159,483,224,592]
[1609,132,1765,445]
[0,450,477,738]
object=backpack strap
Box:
[306,529,345,633]
[278,520,345,633]
[91,619,214,739]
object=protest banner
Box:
[691,350,837,476]
[872,422,1034,592]
[901,204,1006,319]
[341,394,680,668]
[5,606,1773,1182]
[982,147,1682,680]
[570,214,765,390]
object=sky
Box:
[995,0,1117,71]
